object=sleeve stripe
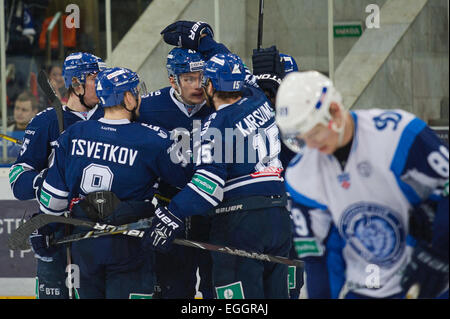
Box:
[223,176,282,192]
[10,162,35,170]
[43,180,69,197]
[187,183,219,206]
[196,169,225,186]
[390,118,427,176]
[39,190,68,211]
[39,204,66,216]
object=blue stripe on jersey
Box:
[285,180,328,210]
[390,117,427,205]
[350,112,359,153]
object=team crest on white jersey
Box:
[339,202,406,267]
[357,161,372,177]
[337,172,351,189]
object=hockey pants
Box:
[210,206,293,299]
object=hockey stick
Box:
[257,0,264,49]
[37,70,64,132]
[8,214,100,251]
[9,214,304,268]
[37,69,75,297]
[0,133,23,146]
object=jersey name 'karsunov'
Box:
[235,100,273,137]
[70,139,138,166]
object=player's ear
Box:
[169,76,178,89]
[329,102,344,128]
[124,91,134,106]
[330,102,343,118]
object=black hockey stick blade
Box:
[8,214,98,250]
[38,70,64,132]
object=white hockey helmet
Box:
[275,71,343,153]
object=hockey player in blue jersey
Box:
[9,52,105,299]
[275,71,449,299]
[137,47,215,299]
[251,47,312,299]
[30,67,191,298]
[142,53,293,299]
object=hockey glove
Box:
[161,20,214,50]
[252,46,285,78]
[33,168,48,202]
[408,200,436,243]
[401,241,449,298]
[142,207,184,253]
[29,221,57,262]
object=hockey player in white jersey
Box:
[276,71,448,298]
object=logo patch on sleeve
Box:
[9,165,25,184]
[39,190,52,207]
[191,174,217,195]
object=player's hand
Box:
[33,168,48,201]
[401,241,449,298]
[142,207,184,253]
[29,221,57,262]
[161,20,214,50]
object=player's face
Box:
[177,72,204,105]
[83,73,100,106]
[301,123,339,154]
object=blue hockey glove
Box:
[29,222,57,262]
[401,241,449,298]
[142,206,184,253]
[161,20,214,50]
[33,168,48,201]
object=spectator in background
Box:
[48,64,68,103]
[8,90,39,131]
[1,91,38,162]
[5,0,39,91]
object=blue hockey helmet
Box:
[62,52,106,88]
[280,53,299,74]
[202,53,245,92]
[95,67,141,108]
[166,48,204,77]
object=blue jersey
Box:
[168,84,285,219]
[9,105,104,200]
[39,118,190,216]
[138,87,214,132]
[137,87,215,200]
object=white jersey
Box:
[285,109,449,298]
